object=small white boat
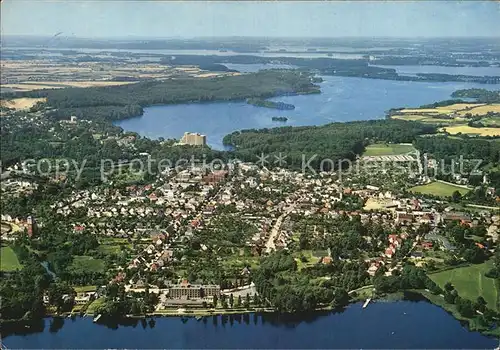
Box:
[93,314,102,323]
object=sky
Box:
[1,1,499,38]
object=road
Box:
[265,205,295,254]
[221,283,258,297]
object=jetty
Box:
[362,298,371,308]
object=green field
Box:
[482,117,500,127]
[410,181,470,197]
[85,297,106,315]
[222,256,260,275]
[98,243,127,255]
[73,285,98,293]
[350,285,375,301]
[98,237,131,255]
[68,256,105,273]
[392,115,464,125]
[363,143,415,156]
[429,260,498,311]
[113,170,145,185]
[294,250,322,271]
[0,245,22,271]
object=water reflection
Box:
[48,317,65,333]
[1,318,45,337]
[3,301,497,350]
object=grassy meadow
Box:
[0,245,22,271]
[441,125,500,137]
[363,143,415,156]
[68,256,106,273]
[429,260,498,311]
[410,181,470,197]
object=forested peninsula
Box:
[6,70,320,122]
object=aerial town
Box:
[2,120,498,322]
[1,21,500,347]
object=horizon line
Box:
[2,34,500,40]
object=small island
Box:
[247,98,295,110]
[272,116,288,122]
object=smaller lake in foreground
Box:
[3,301,497,349]
[115,74,497,149]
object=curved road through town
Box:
[265,204,295,253]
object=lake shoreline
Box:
[3,299,498,349]
[3,289,498,339]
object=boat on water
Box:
[93,314,102,323]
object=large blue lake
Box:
[115,73,497,149]
[3,301,497,349]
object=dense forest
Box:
[418,99,467,109]
[46,105,144,122]
[414,135,500,192]
[0,120,126,169]
[224,120,437,170]
[414,135,500,164]
[252,251,355,312]
[0,242,50,321]
[0,115,227,185]
[19,70,320,121]
[451,89,500,103]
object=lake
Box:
[223,63,299,72]
[373,64,500,77]
[115,74,497,149]
[3,301,497,349]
